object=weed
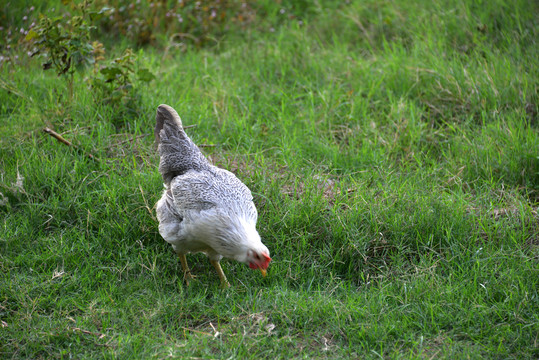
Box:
[89,48,155,124]
[25,1,103,100]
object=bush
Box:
[23,0,154,113]
[94,0,256,46]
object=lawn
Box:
[1,0,538,358]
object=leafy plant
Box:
[24,0,154,118]
[25,0,106,100]
[88,48,155,124]
[91,48,155,102]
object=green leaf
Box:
[137,68,156,82]
[25,29,39,41]
[100,66,122,82]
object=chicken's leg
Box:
[210,259,230,288]
[177,253,196,285]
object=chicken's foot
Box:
[210,260,230,289]
[177,253,196,285]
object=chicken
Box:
[154,104,271,288]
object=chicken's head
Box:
[247,249,272,276]
[209,212,272,277]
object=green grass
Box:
[1,0,538,358]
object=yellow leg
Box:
[210,259,230,288]
[177,253,195,285]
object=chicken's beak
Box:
[260,268,267,277]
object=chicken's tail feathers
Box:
[155,104,183,144]
[154,104,210,184]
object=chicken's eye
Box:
[254,254,260,260]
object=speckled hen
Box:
[154,104,271,288]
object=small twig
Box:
[43,127,99,162]
[43,127,73,146]
[198,144,217,148]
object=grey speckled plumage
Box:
[154,104,271,287]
